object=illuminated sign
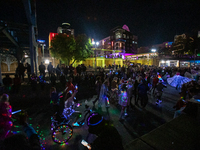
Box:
[49,32,58,46]
[37,40,45,43]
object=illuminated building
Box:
[98,25,138,54]
[57,23,74,35]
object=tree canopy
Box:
[49,34,93,65]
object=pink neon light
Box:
[122,25,130,32]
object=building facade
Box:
[98,25,138,54]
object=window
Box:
[127,35,129,39]
[123,34,126,38]
[135,42,137,44]
[132,41,135,44]
[116,47,118,50]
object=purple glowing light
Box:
[122,25,130,32]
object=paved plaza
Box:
[7,81,182,150]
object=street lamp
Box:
[151,48,156,52]
[92,41,99,73]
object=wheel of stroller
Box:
[52,124,73,144]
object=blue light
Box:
[37,40,45,43]
[89,117,103,126]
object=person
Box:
[60,73,66,87]
[98,80,110,109]
[118,84,128,120]
[38,75,45,91]
[137,79,149,108]
[50,73,56,86]
[155,80,167,105]
[197,77,200,85]
[93,76,102,106]
[173,99,186,118]
[127,78,134,108]
[109,77,118,105]
[2,110,40,150]
[133,77,139,106]
[0,94,12,140]
[12,74,21,94]
[50,87,68,114]
[56,64,61,80]
[47,62,53,78]
[17,63,25,82]
[63,90,81,127]
[39,62,46,78]
[66,77,75,93]
[152,75,159,95]
[86,113,124,150]
[25,63,31,83]
[2,75,12,93]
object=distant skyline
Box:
[1,0,199,47]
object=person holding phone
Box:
[86,113,124,150]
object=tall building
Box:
[98,25,138,54]
[57,23,74,35]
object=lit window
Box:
[132,41,135,44]
[135,42,137,44]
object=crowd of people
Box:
[1,62,200,149]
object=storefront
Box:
[159,60,179,67]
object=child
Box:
[63,90,81,126]
[50,87,68,114]
[0,94,12,140]
[118,84,128,121]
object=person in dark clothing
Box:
[39,75,45,91]
[76,65,81,75]
[3,75,12,93]
[56,64,61,80]
[63,66,68,77]
[50,73,56,86]
[17,63,25,82]
[93,76,102,106]
[39,62,46,78]
[137,79,149,108]
[47,62,53,78]
[25,63,31,83]
[60,74,66,87]
[134,78,139,105]
[12,74,21,94]
[86,113,124,150]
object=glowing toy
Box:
[158,75,164,82]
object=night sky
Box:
[1,0,200,47]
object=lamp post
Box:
[92,41,99,73]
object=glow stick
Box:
[12,110,21,115]
[107,97,110,105]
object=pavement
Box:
[4,79,200,150]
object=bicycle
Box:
[51,102,96,144]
